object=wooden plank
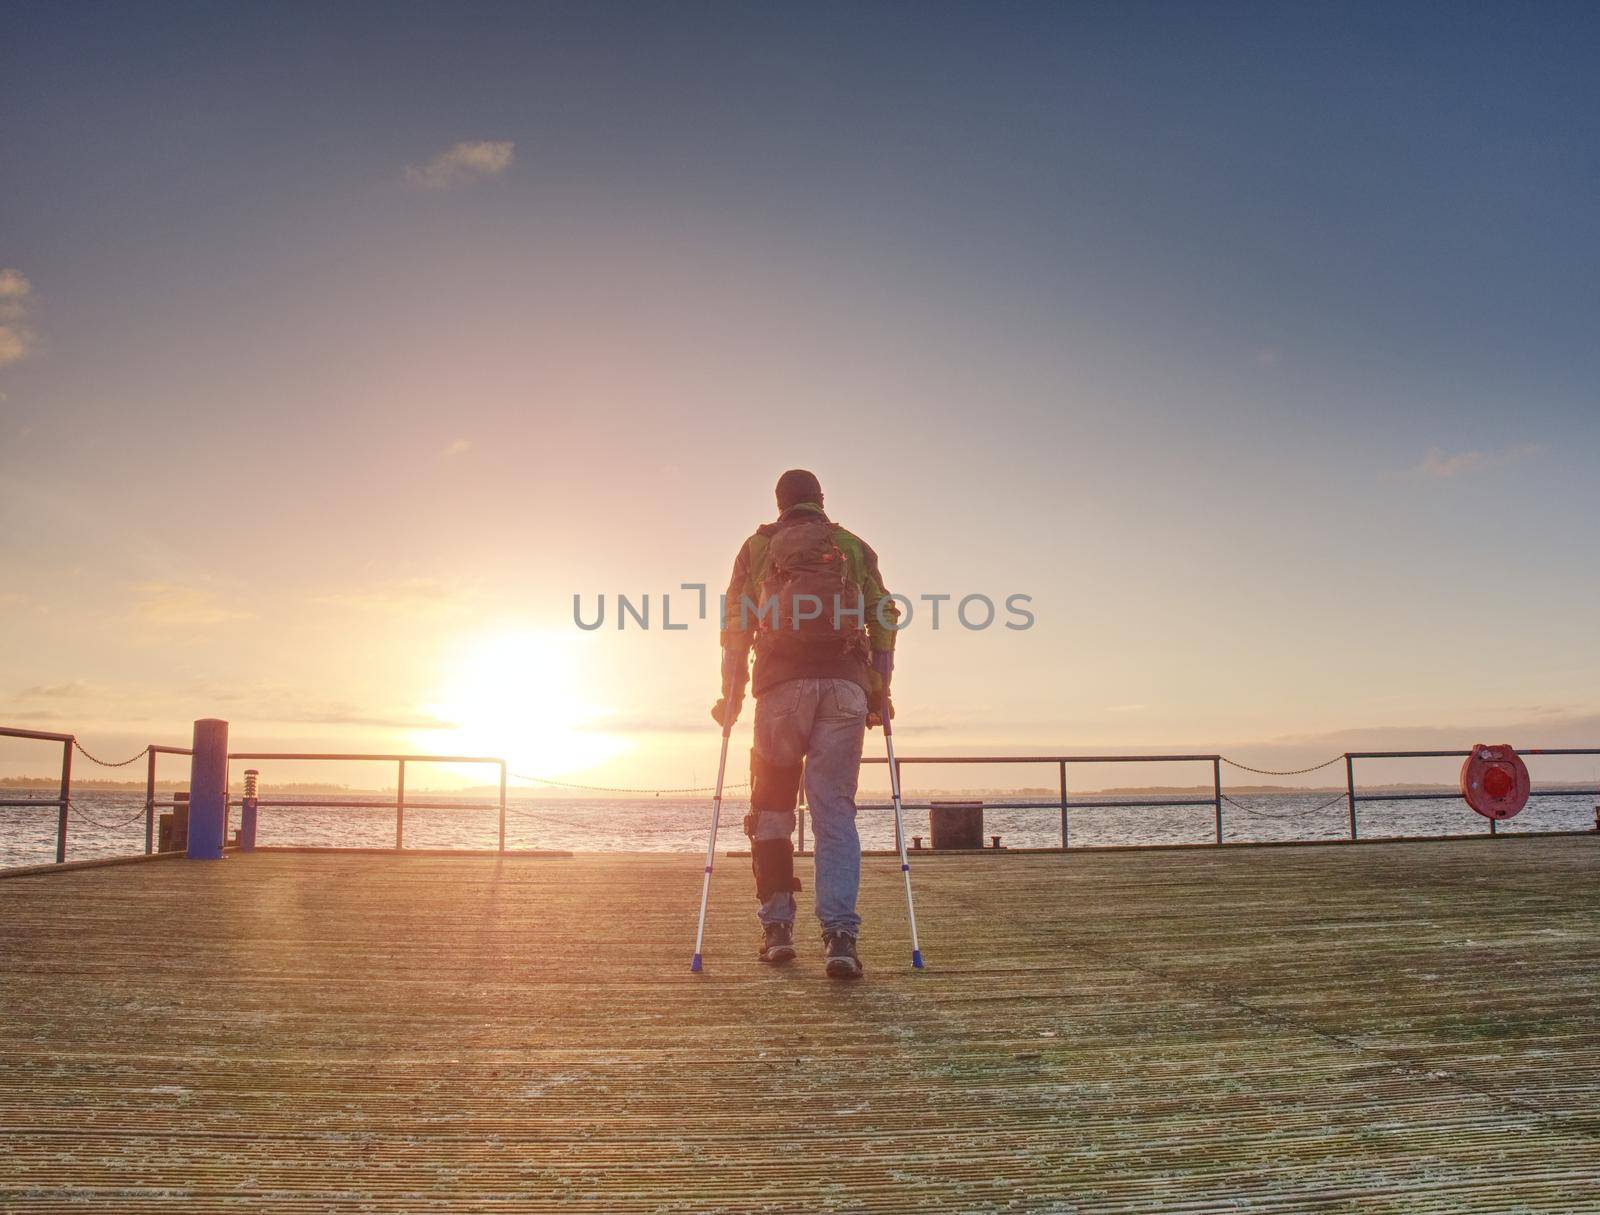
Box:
[1,838,1598,1211]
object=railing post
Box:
[1059,760,1069,848]
[498,762,507,853]
[186,718,229,860]
[56,738,72,864]
[1212,757,1223,845]
[144,746,156,855]
[396,759,406,850]
[1345,754,1358,841]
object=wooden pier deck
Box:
[3,837,1599,1213]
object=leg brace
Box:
[745,749,803,900]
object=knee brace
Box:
[749,837,802,901]
[749,749,802,817]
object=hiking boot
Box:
[758,921,796,965]
[823,930,863,980]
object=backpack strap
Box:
[747,531,773,588]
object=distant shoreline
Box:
[0,777,367,795]
[8,776,1596,799]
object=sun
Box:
[415,630,628,781]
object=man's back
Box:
[720,500,898,698]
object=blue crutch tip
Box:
[912,949,924,969]
[690,954,702,973]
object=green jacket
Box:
[721,502,899,698]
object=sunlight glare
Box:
[418,631,627,783]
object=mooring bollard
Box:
[186,718,229,860]
[159,791,189,853]
[239,768,259,852]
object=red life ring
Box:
[1460,744,1530,820]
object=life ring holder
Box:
[1460,743,1530,820]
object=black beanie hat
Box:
[775,469,823,510]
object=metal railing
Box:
[856,749,1600,847]
[1344,748,1600,840]
[0,727,75,863]
[860,753,1225,846]
[7,723,1598,866]
[1,728,509,866]
[0,730,196,865]
[224,752,509,851]
[145,744,193,854]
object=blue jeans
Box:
[750,677,867,938]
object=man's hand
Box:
[867,650,894,729]
[713,646,749,730]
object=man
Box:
[713,469,898,980]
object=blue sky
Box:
[2,2,1598,786]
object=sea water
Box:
[2,788,1593,872]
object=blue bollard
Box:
[186,718,229,860]
[239,768,258,852]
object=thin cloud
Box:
[1408,443,1542,480]
[18,681,92,700]
[272,703,458,730]
[405,140,514,190]
[134,583,255,626]
[0,268,37,369]
[177,679,456,730]
[570,711,958,737]
[441,438,473,458]
[574,713,705,735]
[0,708,67,724]
[313,577,469,616]
[1268,711,1600,746]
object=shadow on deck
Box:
[2,838,1599,1212]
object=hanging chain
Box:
[71,740,148,768]
[1219,791,1350,818]
[1220,755,1344,776]
[66,800,152,829]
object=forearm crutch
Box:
[690,687,737,973]
[881,705,924,969]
